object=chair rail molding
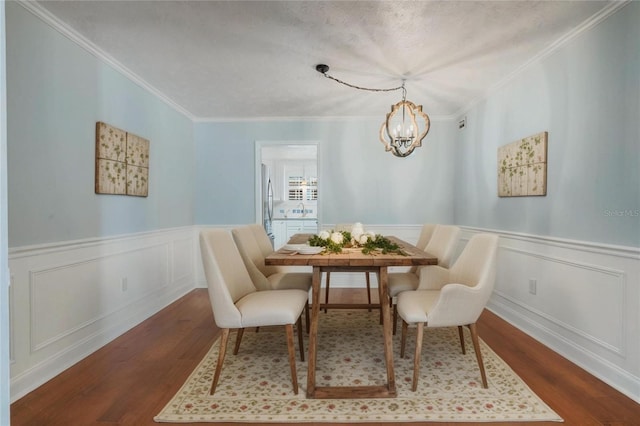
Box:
[460,226,640,404]
[8,226,197,402]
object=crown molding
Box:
[12,1,465,125]
[452,0,631,119]
[16,0,628,125]
[17,0,197,121]
[192,114,453,123]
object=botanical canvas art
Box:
[498,131,547,197]
[95,122,149,197]
[125,133,150,196]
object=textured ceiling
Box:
[35,0,615,120]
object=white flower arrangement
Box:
[308,222,403,255]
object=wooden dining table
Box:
[265,234,437,399]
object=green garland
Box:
[360,234,404,255]
[308,231,405,255]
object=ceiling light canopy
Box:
[315,64,430,158]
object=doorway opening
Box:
[255,141,319,248]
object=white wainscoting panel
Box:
[9,227,197,402]
[460,227,640,403]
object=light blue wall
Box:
[453,3,640,247]
[6,3,195,247]
[7,0,637,249]
[195,119,455,226]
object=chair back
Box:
[199,229,257,328]
[335,223,354,232]
[248,224,275,258]
[409,224,437,273]
[429,233,498,327]
[450,233,498,291]
[424,225,461,268]
[231,226,275,291]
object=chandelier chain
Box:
[314,63,428,157]
[321,72,405,94]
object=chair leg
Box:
[469,323,488,388]
[393,302,398,335]
[400,320,409,358]
[324,272,330,313]
[365,272,372,312]
[458,326,466,354]
[305,302,310,334]
[412,322,424,392]
[285,324,299,394]
[233,328,244,355]
[296,316,305,362]
[376,272,383,324]
[210,328,230,395]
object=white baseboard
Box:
[488,295,640,404]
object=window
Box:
[288,176,317,201]
[306,187,318,201]
[288,188,304,200]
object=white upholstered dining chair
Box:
[232,224,312,332]
[388,224,461,333]
[199,229,308,395]
[232,225,312,292]
[397,233,499,391]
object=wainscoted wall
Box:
[10,224,639,404]
[8,227,197,402]
[462,227,640,403]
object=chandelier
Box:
[315,64,430,158]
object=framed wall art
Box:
[95,122,149,197]
[498,131,547,197]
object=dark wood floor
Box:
[10,288,640,425]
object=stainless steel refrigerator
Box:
[261,163,275,247]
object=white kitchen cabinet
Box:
[272,220,288,249]
[272,220,318,249]
[285,220,318,241]
[283,161,316,182]
[303,220,318,234]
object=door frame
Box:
[254,140,321,227]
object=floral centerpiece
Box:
[308,222,405,255]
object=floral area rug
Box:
[155,310,562,423]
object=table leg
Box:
[306,266,322,398]
[378,267,396,395]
